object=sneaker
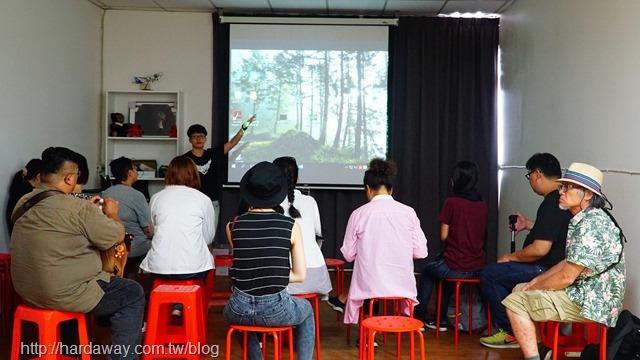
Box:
[327,297,345,314]
[141,321,147,333]
[538,343,552,360]
[171,309,182,317]
[356,338,379,348]
[424,319,448,332]
[479,329,520,349]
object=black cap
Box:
[239,162,287,208]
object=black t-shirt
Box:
[522,190,572,269]
[184,147,225,202]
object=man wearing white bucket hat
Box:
[502,163,626,360]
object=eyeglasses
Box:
[190,134,206,140]
[525,170,534,180]
[558,183,581,193]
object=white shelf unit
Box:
[103,90,183,181]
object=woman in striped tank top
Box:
[223,161,315,360]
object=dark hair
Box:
[110,112,124,123]
[273,156,300,218]
[110,156,134,183]
[525,153,562,179]
[24,159,42,181]
[75,153,89,185]
[363,158,397,190]
[451,161,479,193]
[589,193,607,209]
[165,156,201,189]
[41,147,78,176]
[187,124,207,137]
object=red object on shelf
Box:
[128,123,143,137]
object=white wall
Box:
[102,10,213,155]
[500,0,640,312]
[0,0,102,252]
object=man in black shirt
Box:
[184,115,255,237]
[479,153,572,349]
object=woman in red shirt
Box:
[415,161,488,331]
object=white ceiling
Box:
[86,0,516,16]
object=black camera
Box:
[124,233,134,244]
[508,214,518,230]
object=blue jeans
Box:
[223,288,315,360]
[415,260,478,321]
[480,261,545,333]
[92,277,145,360]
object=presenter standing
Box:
[184,115,255,237]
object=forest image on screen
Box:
[228,48,388,185]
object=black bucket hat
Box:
[239,161,287,208]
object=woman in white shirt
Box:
[273,156,332,299]
[140,156,215,315]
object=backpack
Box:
[446,285,488,332]
[580,310,640,360]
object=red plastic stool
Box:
[143,285,206,360]
[294,293,321,360]
[324,258,345,295]
[0,253,16,336]
[226,324,294,360]
[358,297,414,359]
[435,278,492,345]
[361,316,425,360]
[212,254,234,306]
[11,304,90,360]
[541,321,607,360]
[152,277,210,318]
[324,258,345,323]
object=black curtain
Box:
[212,15,500,266]
[388,17,500,267]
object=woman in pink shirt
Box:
[327,158,428,326]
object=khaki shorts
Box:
[502,283,590,323]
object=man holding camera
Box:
[480,153,572,348]
[11,147,144,360]
[503,163,625,360]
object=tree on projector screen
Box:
[228,49,387,183]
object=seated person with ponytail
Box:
[6,158,42,235]
[224,162,315,360]
[273,156,332,299]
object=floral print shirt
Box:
[564,207,625,327]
